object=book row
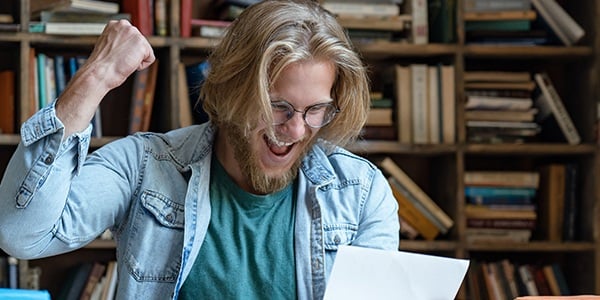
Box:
[468,259,571,299]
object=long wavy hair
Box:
[201,0,370,148]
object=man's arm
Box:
[56,19,155,137]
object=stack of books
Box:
[464,0,549,45]
[322,0,411,43]
[464,170,540,243]
[464,70,540,144]
[30,0,127,35]
[380,157,454,241]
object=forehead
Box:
[269,60,336,105]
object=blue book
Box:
[0,289,51,300]
[464,186,537,198]
[54,55,66,96]
[36,53,47,109]
[466,195,534,205]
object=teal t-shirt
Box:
[179,156,297,299]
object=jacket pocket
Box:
[323,225,357,251]
[123,190,185,283]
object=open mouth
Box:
[264,134,294,156]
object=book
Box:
[398,217,419,240]
[542,265,561,296]
[427,0,456,43]
[533,266,552,296]
[464,0,531,12]
[464,10,537,21]
[154,0,167,36]
[499,260,519,299]
[380,157,454,232]
[562,163,578,241]
[405,0,428,44]
[533,72,580,145]
[467,218,536,229]
[388,177,440,240]
[141,60,159,132]
[31,0,120,16]
[56,262,94,300]
[100,261,118,300]
[531,0,584,46]
[465,109,538,122]
[536,164,566,242]
[440,64,455,144]
[427,65,440,144]
[410,64,428,144]
[465,81,536,91]
[550,263,571,295]
[128,67,150,134]
[122,0,153,36]
[180,0,192,37]
[464,71,531,83]
[481,262,504,299]
[79,262,106,300]
[366,108,393,126]
[465,95,533,110]
[0,70,15,134]
[394,65,412,144]
[466,228,532,243]
[464,171,540,188]
[191,19,231,38]
[44,22,108,35]
[465,204,536,220]
[517,264,539,296]
[322,2,401,18]
[336,15,410,32]
[465,186,536,198]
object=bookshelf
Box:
[0,0,598,298]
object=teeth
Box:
[266,134,294,147]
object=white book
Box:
[322,2,400,17]
[45,22,106,35]
[410,64,428,144]
[534,73,581,144]
[531,0,584,46]
[427,65,440,144]
[466,95,533,110]
[407,0,428,44]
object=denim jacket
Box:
[0,103,399,299]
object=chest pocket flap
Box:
[141,190,185,229]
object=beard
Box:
[225,123,311,194]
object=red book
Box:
[0,70,15,134]
[122,0,153,36]
[180,0,192,37]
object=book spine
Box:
[395,65,412,144]
[411,64,429,144]
[180,0,192,37]
[534,73,580,144]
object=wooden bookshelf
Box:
[0,0,598,298]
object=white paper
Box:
[323,245,470,300]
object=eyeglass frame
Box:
[270,99,340,128]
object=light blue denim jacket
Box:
[0,103,399,299]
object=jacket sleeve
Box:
[0,102,134,259]
[353,167,400,251]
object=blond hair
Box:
[201,0,369,147]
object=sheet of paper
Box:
[323,245,470,300]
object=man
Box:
[0,0,399,299]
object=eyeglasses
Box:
[270,100,340,128]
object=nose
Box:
[279,111,307,140]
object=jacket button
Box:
[334,235,341,244]
[165,213,174,222]
[43,154,54,165]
